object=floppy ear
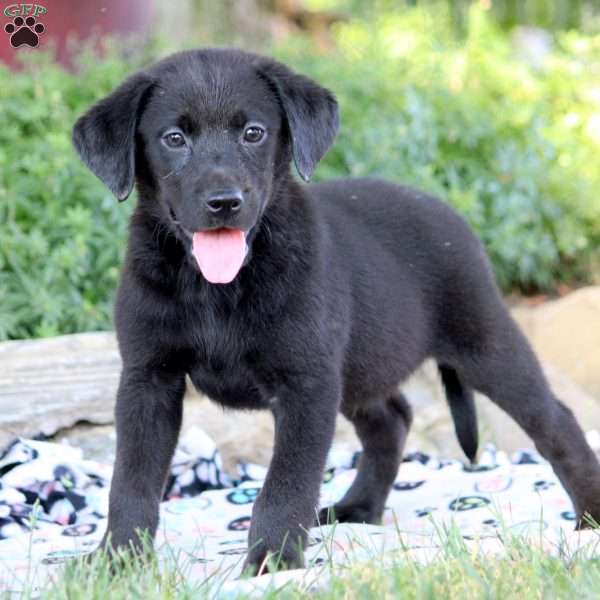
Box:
[257,60,339,182]
[72,73,154,201]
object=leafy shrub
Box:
[0,49,144,339]
[1,6,600,339]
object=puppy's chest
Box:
[184,314,273,410]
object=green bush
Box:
[0,49,144,339]
[1,6,600,339]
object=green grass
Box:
[5,520,600,599]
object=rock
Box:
[0,332,119,449]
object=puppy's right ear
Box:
[72,73,154,201]
[256,59,339,182]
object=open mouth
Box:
[169,208,249,284]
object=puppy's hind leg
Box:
[318,392,412,525]
[459,319,600,528]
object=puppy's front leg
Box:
[244,376,339,573]
[100,366,185,555]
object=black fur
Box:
[72,48,600,573]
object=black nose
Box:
[205,188,244,215]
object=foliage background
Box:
[1,1,600,339]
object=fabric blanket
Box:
[0,426,598,597]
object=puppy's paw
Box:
[76,535,155,573]
[242,543,304,577]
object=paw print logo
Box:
[4,16,45,48]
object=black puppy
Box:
[73,48,600,573]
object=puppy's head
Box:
[73,49,339,284]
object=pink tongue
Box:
[192,229,246,284]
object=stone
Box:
[0,332,119,449]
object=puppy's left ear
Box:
[72,72,154,201]
[257,60,339,182]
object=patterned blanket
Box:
[0,426,598,596]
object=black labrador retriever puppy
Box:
[73,48,600,573]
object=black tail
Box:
[439,365,478,463]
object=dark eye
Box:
[163,131,185,148]
[243,125,265,144]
